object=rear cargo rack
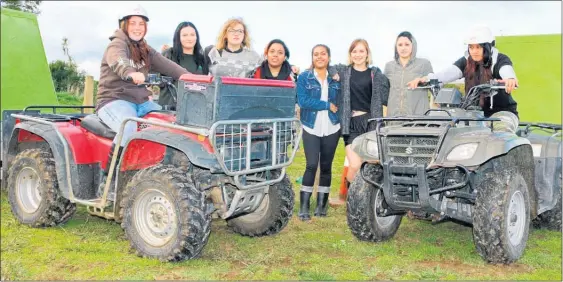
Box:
[209,118,301,189]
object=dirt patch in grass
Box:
[417,259,532,278]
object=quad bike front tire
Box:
[472,148,532,264]
[7,148,76,227]
[120,164,211,262]
[226,171,294,237]
[346,164,402,242]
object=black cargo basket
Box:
[176,74,296,128]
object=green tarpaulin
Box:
[1,8,58,114]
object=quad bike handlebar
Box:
[125,74,174,87]
[126,74,179,108]
[413,79,516,111]
[461,79,517,110]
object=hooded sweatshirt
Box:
[384,34,434,117]
[95,29,188,112]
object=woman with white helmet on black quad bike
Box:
[95,4,189,185]
[407,25,519,118]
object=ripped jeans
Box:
[97,99,161,146]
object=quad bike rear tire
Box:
[472,148,531,264]
[120,164,211,262]
[346,164,402,242]
[7,148,76,227]
[226,171,294,237]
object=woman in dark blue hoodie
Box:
[296,44,341,221]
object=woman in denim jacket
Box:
[296,44,341,221]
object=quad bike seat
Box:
[80,114,116,139]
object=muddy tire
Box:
[532,195,562,231]
[227,172,294,237]
[120,164,211,262]
[472,161,531,264]
[346,164,402,242]
[7,148,76,227]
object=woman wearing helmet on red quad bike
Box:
[407,25,519,118]
[95,5,190,190]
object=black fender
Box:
[7,121,77,199]
[124,129,221,172]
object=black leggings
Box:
[301,129,341,188]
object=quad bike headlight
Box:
[531,144,542,157]
[447,143,479,161]
[366,140,379,157]
[351,133,380,161]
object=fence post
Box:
[83,75,94,114]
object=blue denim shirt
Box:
[296,69,340,129]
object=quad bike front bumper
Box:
[361,161,474,222]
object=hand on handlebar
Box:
[407,77,427,90]
[128,72,146,85]
[497,78,518,94]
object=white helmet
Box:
[464,25,495,45]
[118,4,149,26]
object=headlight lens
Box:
[351,134,380,161]
[531,144,542,157]
[366,140,379,158]
[447,143,478,161]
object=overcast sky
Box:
[36,1,561,80]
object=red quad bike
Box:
[0,74,302,262]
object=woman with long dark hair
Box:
[159,21,207,109]
[252,39,296,81]
[296,44,341,221]
[408,25,519,117]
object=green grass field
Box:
[1,92,561,280]
[1,139,561,280]
[496,34,562,124]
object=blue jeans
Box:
[97,99,162,146]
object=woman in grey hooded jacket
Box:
[384,31,434,117]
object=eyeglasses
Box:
[227,29,244,34]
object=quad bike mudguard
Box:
[517,123,562,214]
[125,128,222,172]
[7,119,78,200]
